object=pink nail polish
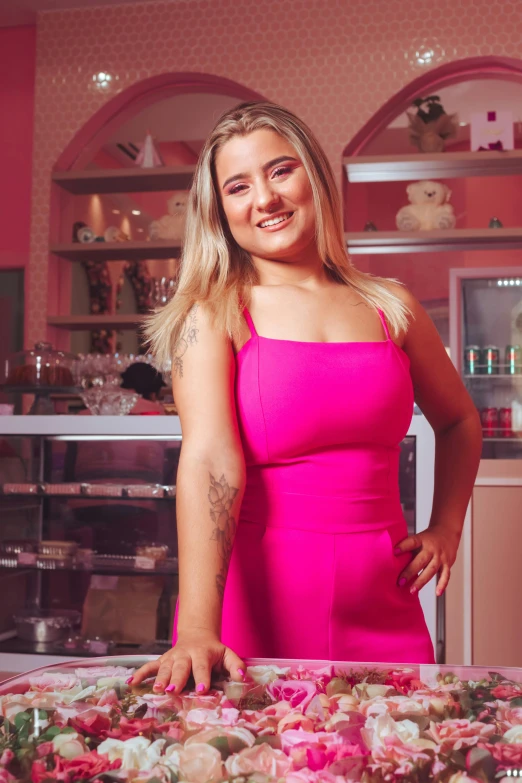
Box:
[153,683,162,691]
[410,586,417,594]
[165,684,176,693]
[126,677,133,684]
[398,577,407,586]
[394,547,402,555]
[237,668,245,677]
[196,683,205,693]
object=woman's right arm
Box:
[131,304,247,692]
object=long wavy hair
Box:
[144,101,410,370]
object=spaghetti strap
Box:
[377,308,391,341]
[242,307,258,339]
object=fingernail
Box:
[394,547,402,555]
[126,677,133,684]
[398,577,407,586]
[165,684,176,693]
[410,586,417,594]
[196,683,205,693]
[237,668,245,678]
[153,682,163,691]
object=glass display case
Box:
[0,655,521,783]
[0,418,181,670]
[0,415,440,672]
[450,266,522,459]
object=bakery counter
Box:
[0,415,182,438]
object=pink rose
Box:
[74,666,131,680]
[181,690,222,711]
[496,706,522,731]
[280,730,345,753]
[288,742,366,772]
[31,752,121,783]
[225,743,292,778]
[480,741,522,768]
[428,719,495,752]
[491,685,522,700]
[105,716,158,741]
[29,673,80,692]
[0,751,14,767]
[287,666,335,693]
[165,743,223,783]
[70,709,112,738]
[267,679,318,712]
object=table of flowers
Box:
[0,656,521,782]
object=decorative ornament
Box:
[104,226,130,242]
[149,192,188,241]
[396,180,456,232]
[407,95,458,153]
[135,130,164,168]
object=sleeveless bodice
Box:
[235,307,414,533]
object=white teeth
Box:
[259,213,292,228]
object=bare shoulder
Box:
[172,302,232,381]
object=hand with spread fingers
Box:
[127,629,245,694]
[394,527,460,598]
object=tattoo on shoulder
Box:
[173,305,199,378]
[208,472,239,601]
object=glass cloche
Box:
[2,342,77,390]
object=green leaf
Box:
[14,712,31,730]
[253,736,282,750]
[60,727,76,734]
[511,697,522,706]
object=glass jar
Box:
[3,342,77,389]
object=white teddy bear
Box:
[149,192,188,241]
[395,180,456,231]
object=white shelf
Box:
[344,150,522,183]
[48,314,143,330]
[345,228,522,255]
[50,241,182,262]
[52,165,195,194]
[0,416,181,438]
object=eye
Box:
[228,183,247,195]
[272,165,293,178]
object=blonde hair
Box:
[144,101,410,369]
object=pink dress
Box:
[220,306,435,664]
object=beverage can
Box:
[480,407,499,438]
[483,346,500,375]
[464,345,481,375]
[505,345,522,375]
[499,407,513,438]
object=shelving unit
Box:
[48,314,143,330]
[52,164,195,194]
[345,228,522,255]
[51,240,182,262]
[344,149,522,183]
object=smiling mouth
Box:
[258,212,294,229]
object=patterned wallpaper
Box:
[29,0,522,345]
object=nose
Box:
[254,178,281,213]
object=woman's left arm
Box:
[392,285,483,597]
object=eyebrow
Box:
[221,155,299,190]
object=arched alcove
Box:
[49,73,267,354]
[342,56,522,347]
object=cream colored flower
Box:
[165,742,223,783]
[225,743,292,778]
[503,724,522,743]
[246,665,291,685]
[362,713,420,748]
[52,731,85,759]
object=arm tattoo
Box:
[173,305,199,378]
[208,472,239,601]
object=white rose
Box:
[98,736,160,771]
[52,731,85,759]
[362,714,420,748]
[165,742,223,783]
[503,725,522,743]
[246,665,291,685]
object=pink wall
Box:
[26,0,522,346]
[0,26,36,270]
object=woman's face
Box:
[214,129,317,264]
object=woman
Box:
[130,102,482,694]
